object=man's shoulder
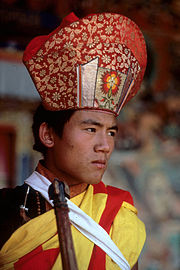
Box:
[0,183,47,249]
[0,184,29,249]
[0,184,28,206]
[93,181,134,206]
[0,184,29,223]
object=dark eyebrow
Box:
[81,119,103,127]
[81,119,118,131]
[110,125,118,132]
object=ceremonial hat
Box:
[23,12,147,115]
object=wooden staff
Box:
[48,179,78,270]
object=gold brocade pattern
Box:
[24,13,147,114]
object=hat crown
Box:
[23,13,147,115]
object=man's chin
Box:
[86,177,102,185]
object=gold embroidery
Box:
[24,13,146,112]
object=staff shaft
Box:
[49,180,78,270]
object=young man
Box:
[0,12,147,270]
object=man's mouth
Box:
[92,160,106,169]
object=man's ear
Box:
[39,122,54,148]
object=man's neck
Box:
[36,160,88,198]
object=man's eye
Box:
[86,128,96,133]
[108,131,116,137]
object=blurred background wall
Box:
[0,0,179,269]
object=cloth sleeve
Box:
[107,201,146,269]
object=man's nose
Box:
[94,135,111,153]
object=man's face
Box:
[46,110,117,186]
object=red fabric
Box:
[93,181,107,194]
[14,246,59,270]
[14,182,133,270]
[23,12,147,113]
[23,12,79,62]
[88,182,133,270]
[60,12,79,29]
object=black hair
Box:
[32,104,75,156]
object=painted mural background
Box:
[0,0,179,269]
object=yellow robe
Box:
[0,184,145,270]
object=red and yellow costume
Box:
[0,167,145,269]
